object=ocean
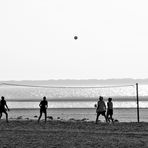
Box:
[0,84,148,122]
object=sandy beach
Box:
[0,119,148,148]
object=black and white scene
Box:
[0,0,148,147]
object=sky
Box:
[0,0,148,80]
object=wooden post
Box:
[136,83,140,123]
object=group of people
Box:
[0,96,113,124]
[95,96,114,124]
[38,96,114,124]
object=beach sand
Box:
[0,120,148,148]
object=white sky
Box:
[0,0,148,80]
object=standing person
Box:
[95,96,107,124]
[38,96,48,123]
[106,98,114,123]
[0,96,10,122]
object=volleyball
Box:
[74,36,78,40]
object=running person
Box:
[38,96,48,123]
[0,96,10,122]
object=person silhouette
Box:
[38,96,48,123]
[106,98,114,123]
[0,96,10,122]
[95,96,107,124]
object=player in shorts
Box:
[38,96,48,123]
[95,96,107,124]
[0,96,10,122]
[106,98,114,123]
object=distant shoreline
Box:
[1,78,148,85]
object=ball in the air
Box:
[74,36,78,40]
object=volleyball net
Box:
[0,82,136,101]
[0,82,142,122]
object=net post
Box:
[136,83,140,123]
